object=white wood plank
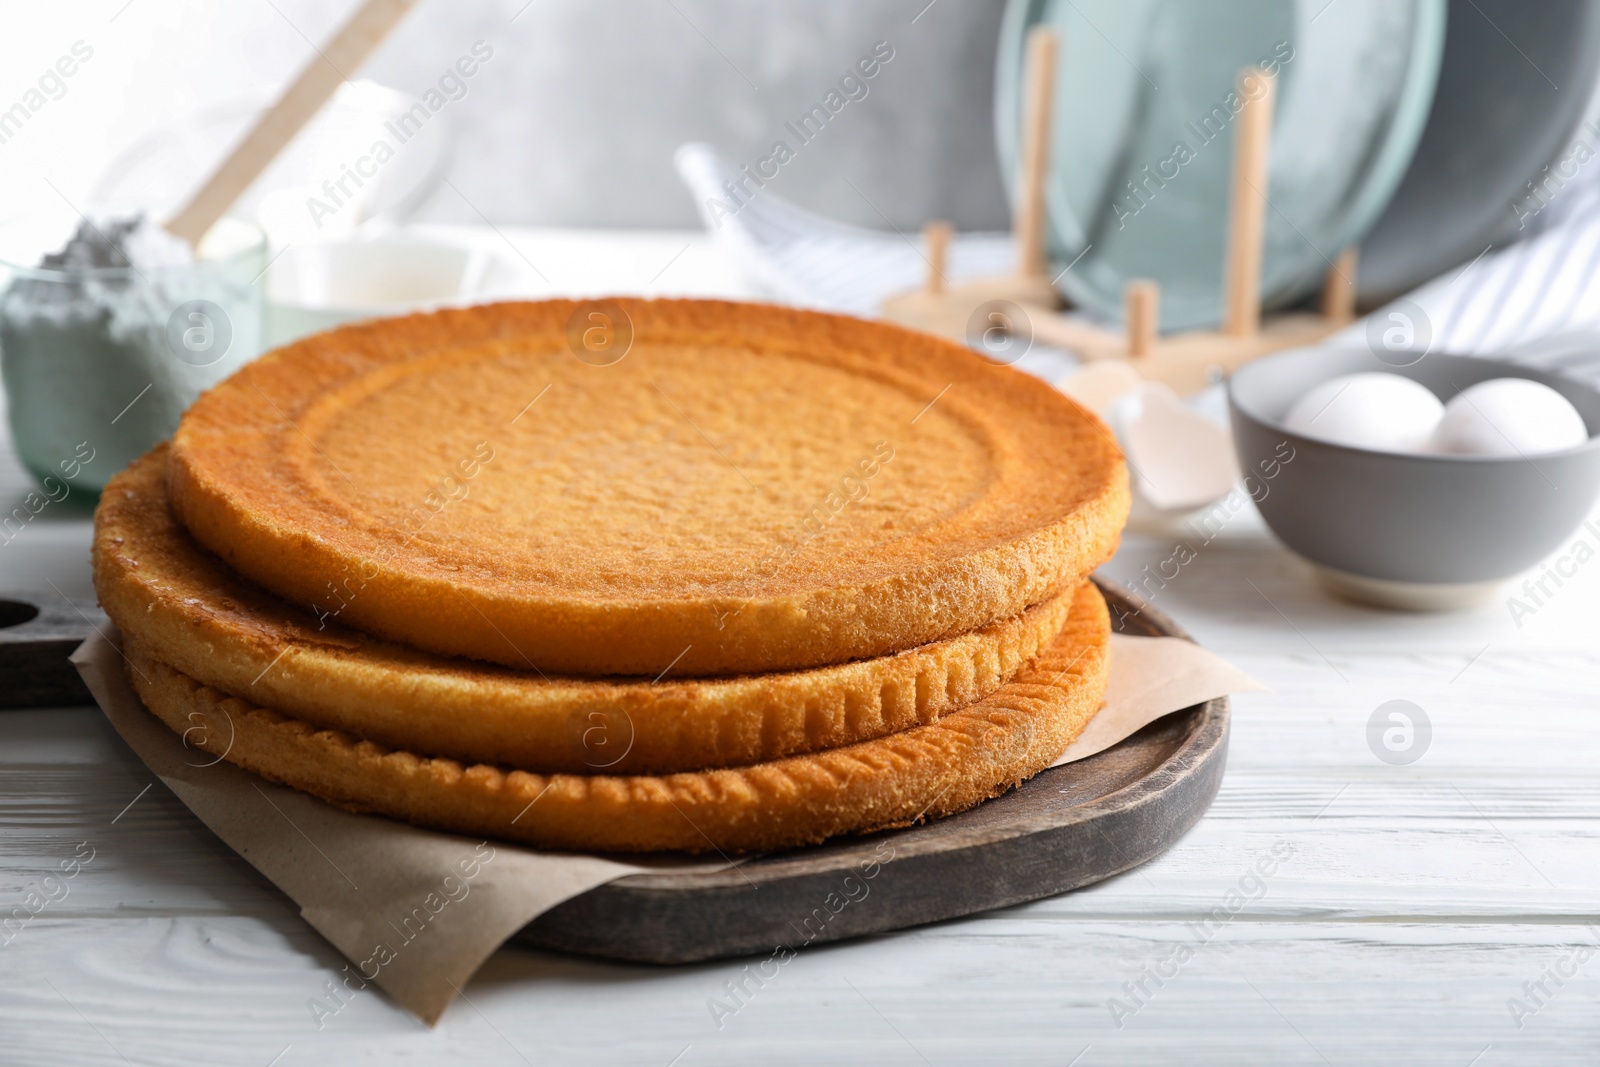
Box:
[8,702,1600,924]
[3,916,1600,1065]
[1101,513,1600,656]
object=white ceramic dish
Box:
[263,236,527,347]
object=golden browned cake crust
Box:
[125,583,1111,854]
[98,445,1077,774]
[168,299,1127,676]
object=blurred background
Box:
[0,0,1014,230]
[9,0,1600,315]
[9,0,1600,310]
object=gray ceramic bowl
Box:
[1228,347,1600,609]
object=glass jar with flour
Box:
[0,211,265,494]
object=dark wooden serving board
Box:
[517,581,1229,964]
[0,579,1227,966]
[0,590,102,708]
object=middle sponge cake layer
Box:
[122,580,1110,855]
[95,445,1079,776]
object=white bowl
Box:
[264,235,527,347]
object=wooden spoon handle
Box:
[164,0,419,248]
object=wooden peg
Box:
[1321,247,1359,323]
[924,221,952,295]
[1015,26,1059,280]
[1221,67,1276,338]
[1125,279,1160,358]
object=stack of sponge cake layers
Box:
[93,299,1128,853]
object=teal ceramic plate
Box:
[994,0,1446,330]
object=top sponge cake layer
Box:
[169,299,1127,676]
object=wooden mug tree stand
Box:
[882,27,1358,396]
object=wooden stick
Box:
[1124,280,1160,358]
[1320,246,1359,323]
[1220,67,1276,337]
[1018,310,1126,357]
[164,0,419,247]
[924,221,952,295]
[1015,26,1058,279]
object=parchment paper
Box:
[71,628,1259,1023]
[1055,633,1265,765]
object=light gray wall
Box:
[359,0,1011,229]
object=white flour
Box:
[0,215,260,491]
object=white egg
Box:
[1283,372,1443,453]
[1431,378,1590,456]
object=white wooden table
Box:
[3,229,1599,1065]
